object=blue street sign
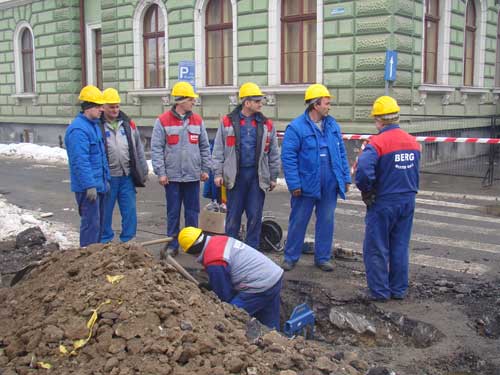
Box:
[384,50,398,82]
[331,7,345,15]
[178,60,196,89]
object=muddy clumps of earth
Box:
[0,243,367,375]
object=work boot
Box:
[391,292,407,300]
[160,245,178,260]
[316,261,334,272]
[355,288,388,303]
[281,260,295,272]
[302,242,314,254]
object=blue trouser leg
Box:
[165,182,182,249]
[284,195,315,264]
[117,175,137,243]
[363,203,394,300]
[76,191,105,247]
[101,176,120,243]
[244,170,265,249]
[230,278,282,330]
[165,181,200,250]
[389,199,415,297]
[226,170,250,239]
[181,181,200,229]
[314,155,338,265]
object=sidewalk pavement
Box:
[419,173,500,200]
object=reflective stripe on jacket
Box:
[100,112,149,187]
[212,105,280,190]
[151,109,211,182]
[200,235,283,294]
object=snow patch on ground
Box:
[0,142,289,188]
[0,195,79,249]
[0,143,68,164]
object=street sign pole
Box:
[384,50,398,96]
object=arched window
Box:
[463,0,476,86]
[424,0,439,84]
[143,4,165,88]
[20,27,35,93]
[495,12,500,87]
[205,0,232,86]
[281,0,316,84]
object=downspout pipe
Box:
[79,0,87,87]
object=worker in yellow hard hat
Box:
[151,81,211,258]
[98,88,149,244]
[179,226,283,330]
[281,83,351,272]
[212,82,280,249]
[64,85,110,247]
[355,96,421,301]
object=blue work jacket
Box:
[281,110,351,199]
[65,113,110,193]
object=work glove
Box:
[361,190,376,208]
[86,187,97,202]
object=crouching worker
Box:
[179,226,283,330]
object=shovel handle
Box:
[166,255,200,286]
[140,237,174,247]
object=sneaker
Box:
[281,260,295,271]
[316,261,334,272]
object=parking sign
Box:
[178,61,196,89]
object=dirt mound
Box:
[0,243,359,375]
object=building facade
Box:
[0,0,499,147]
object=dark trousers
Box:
[230,278,282,330]
[225,166,265,249]
[165,181,200,250]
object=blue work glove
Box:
[86,187,97,201]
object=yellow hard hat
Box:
[171,81,199,98]
[239,82,264,99]
[102,88,121,104]
[371,96,400,117]
[304,84,331,102]
[79,85,105,105]
[179,226,203,252]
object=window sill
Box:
[11,93,39,106]
[459,87,490,94]
[197,86,238,95]
[417,85,455,106]
[128,89,170,106]
[459,87,490,105]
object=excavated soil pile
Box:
[0,243,358,375]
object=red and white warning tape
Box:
[276,132,500,144]
[342,134,500,144]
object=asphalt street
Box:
[1,157,500,288]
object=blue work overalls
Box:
[284,124,338,266]
[225,114,264,249]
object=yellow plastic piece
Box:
[106,275,124,284]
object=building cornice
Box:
[0,0,33,10]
